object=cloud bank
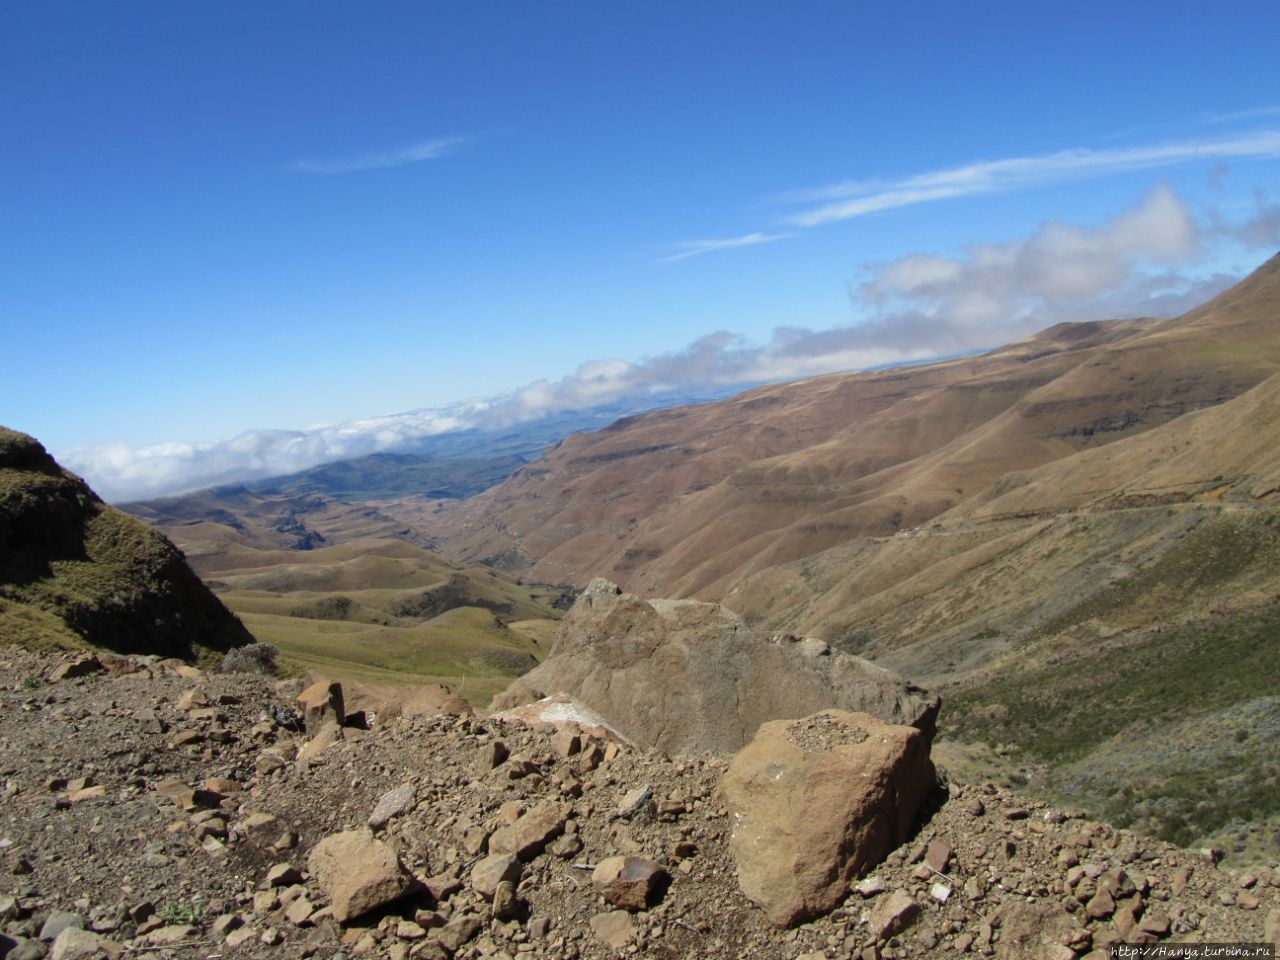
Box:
[65,186,1272,502]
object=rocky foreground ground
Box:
[1,648,1278,960]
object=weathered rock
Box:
[592,856,669,911]
[255,750,288,776]
[491,693,631,745]
[492,880,521,920]
[434,915,482,952]
[296,722,343,762]
[924,839,953,874]
[151,778,199,811]
[868,890,919,940]
[992,901,1079,958]
[6,939,46,960]
[473,740,510,772]
[236,811,284,847]
[307,830,416,923]
[284,896,314,926]
[589,910,636,948]
[425,873,463,901]
[338,678,473,725]
[39,910,84,941]
[471,853,521,900]
[853,877,887,897]
[211,913,244,939]
[1086,885,1116,919]
[368,783,417,829]
[165,728,200,749]
[720,709,935,927]
[47,655,104,683]
[550,725,582,758]
[48,927,103,960]
[205,776,241,795]
[613,784,654,821]
[145,924,198,944]
[296,679,344,733]
[489,579,938,752]
[265,863,303,887]
[487,801,567,860]
[224,926,258,950]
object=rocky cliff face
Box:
[489,579,939,753]
[0,427,252,659]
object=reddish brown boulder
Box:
[487,801,568,860]
[307,830,415,923]
[296,680,344,733]
[592,856,669,911]
[720,710,934,927]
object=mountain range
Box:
[430,253,1280,671]
[112,251,1280,857]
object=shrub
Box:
[220,642,279,676]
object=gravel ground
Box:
[1,647,1277,960]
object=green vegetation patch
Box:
[1054,697,1280,850]
[239,606,542,705]
[948,600,1280,851]
[950,601,1280,762]
[1037,509,1280,637]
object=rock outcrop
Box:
[720,710,936,927]
[489,579,938,753]
[0,427,252,658]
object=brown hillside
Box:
[432,253,1280,616]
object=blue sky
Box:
[3,2,1280,500]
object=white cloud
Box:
[63,406,478,503]
[857,184,1204,328]
[782,129,1280,228]
[653,231,791,264]
[1198,104,1280,126]
[294,136,470,174]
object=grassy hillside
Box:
[0,427,252,660]
[180,537,563,703]
[932,507,1280,857]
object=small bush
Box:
[158,900,206,924]
[220,642,279,676]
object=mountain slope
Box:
[433,252,1280,621]
[0,427,253,659]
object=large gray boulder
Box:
[489,579,938,753]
